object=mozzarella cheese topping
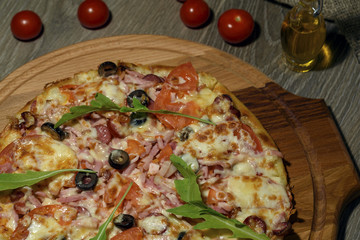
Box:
[13,135,77,172]
[0,63,292,240]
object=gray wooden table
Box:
[0,0,359,239]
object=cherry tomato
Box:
[180,0,210,28]
[218,9,254,44]
[10,10,43,41]
[77,0,110,29]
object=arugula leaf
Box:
[167,155,270,240]
[55,93,215,128]
[0,169,95,191]
[90,182,133,240]
[169,155,202,203]
[55,93,121,128]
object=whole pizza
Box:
[0,61,293,240]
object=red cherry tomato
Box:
[10,10,42,41]
[218,9,254,44]
[180,0,210,28]
[77,0,109,29]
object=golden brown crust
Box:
[212,81,277,149]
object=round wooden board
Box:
[0,35,359,239]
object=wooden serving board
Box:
[0,35,359,239]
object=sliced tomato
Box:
[0,141,16,173]
[155,101,200,130]
[206,188,229,205]
[59,84,86,103]
[157,144,173,162]
[59,84,80,90]
[110,227,143,240]
[28,204,78,225]
[236,123,263,153]
[152,85,201,130]
[166,62,198,91]
[115,180,143,214]
[152,84,182,111]
[125,139,146,158]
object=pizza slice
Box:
[0,61,293,240]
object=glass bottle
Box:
[280,0,326,72]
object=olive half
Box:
[177,232,186,240]
[126,90,150,108]
[98,61,118,77]
[178,126,193,141]
[113,213,135,230]
[108,149,130,170]
[41,122,68,141]
[130,112,147,127]
[75,171,98,191]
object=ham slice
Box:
[142,144,160,171]
[57,195,85,203]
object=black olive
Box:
[118,63,129,72]
[126,90,150,108]
[41,122,68,141]
[113,214,135,230]
[75,171,98,191]
[178,126,193,141]
[177,232,186,240]
[98,61,118,77]
[108,150,130,170]
[130,112,147,126]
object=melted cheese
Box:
[227,176,290,210]
[43,87,68,104]
[179,122,247,163]
[98,80,126,105]
[139,215,168,235]
[14,135,77,171]
[0,203,17,232]
[27,215,64,240]
[74,70,99,83]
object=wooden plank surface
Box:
[0,35,359,239]
[0,1,359,239]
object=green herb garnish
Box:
[167,155,270,240]
[90,181,133,240]
[0,169,95,191]
[55,93,214,128]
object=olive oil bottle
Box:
[281,0,326,72]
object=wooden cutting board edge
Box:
[260,83,360,239]
[0,35,359,239]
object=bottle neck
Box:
[300,0,323,16]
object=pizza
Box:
[0,61,293,240]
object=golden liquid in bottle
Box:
[281,8,326,72]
